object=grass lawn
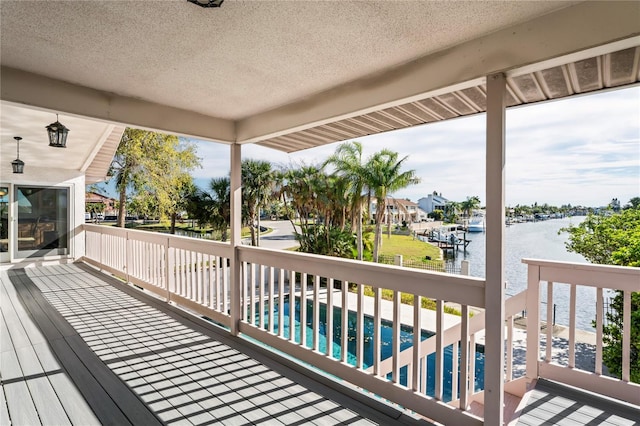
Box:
[367,234,466,316]
[378,234,441,261]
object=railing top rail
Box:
[238,245,486,307]
[82,223,232,252]
[523,258,640,291]
[522,258,640,276]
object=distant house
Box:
[85,192,117,216]
[370,198,428,224]
[418,192,449,213]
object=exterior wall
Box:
[0,165,85,263]
[418,194,448,213]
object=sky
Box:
[103,86,640,207]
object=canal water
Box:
[444,216,602,331]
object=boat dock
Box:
[420,226,471,255]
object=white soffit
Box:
[0,103,119,180]
[257,45,640,153]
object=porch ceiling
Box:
[1,1,639,154]
[0,103,125,183]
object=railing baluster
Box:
[242,261,248,323]
[250,263,256,326]
[222,256,228,314]
[412,293,421,391]
[341,281,349,363]
[300,273,307,347]
[268,266,274,334]
[622,290,631,382]
[313,275,320,352]
[178,247,183,297]
[469,334,476,395]
[259,265,265,329]
[180,249,186,296]
[460,304,469,410]
[506,315,513,381]
[435,299,444,400]
[595,287,603,375]
[326,278,334,358]
[525,264,541,381]
[197,251,203,303]
[207,254,213,308]
[289,270,296,342]
[186,250,192,299]
[546,281,553,362]
[167,245,174,298]
[248,262,253,323]
[373,286,381,376]
[211,256,220,312]
[356,283,364,369]
[392,290,400,383]
[569,284,576,368]
[278,268,285,337]
[451,336,459,402]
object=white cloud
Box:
[188,86,640,207]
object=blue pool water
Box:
[254,297,485,402]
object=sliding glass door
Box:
[16,186,69,258]
[0,186,8,262]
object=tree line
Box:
[108,132,421,261]
[186,141,421,262]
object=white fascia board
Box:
[0,67,236,144]
[236,1,640,143]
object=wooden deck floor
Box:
[1,263,430,426]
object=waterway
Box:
[443,216,603,331]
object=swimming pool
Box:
[253,297,484,402]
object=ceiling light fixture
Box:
[12,136,25,174]
[187,0,224,8]
[46,114,69,148]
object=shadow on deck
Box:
[1,263,429,425]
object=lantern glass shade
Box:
[12,158,24,174]
[46,120,69,148]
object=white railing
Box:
[83,224,233,327]
[370,288,530,409]
[82,226,640,422]
[237,245,486,425]
[524,258,640,405]
[83,224,487,424]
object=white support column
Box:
[484,72,506,426]
[230,143,242,336]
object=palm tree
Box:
[364,149,420,262]
[444,200,461,223]
[207,177,231,241]
[242,159,273,246]
[185,177,231,241]
[460,196,481,218]
[323,142,368,260]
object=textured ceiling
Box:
[0,0,574,120]
[258,47,640,152]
